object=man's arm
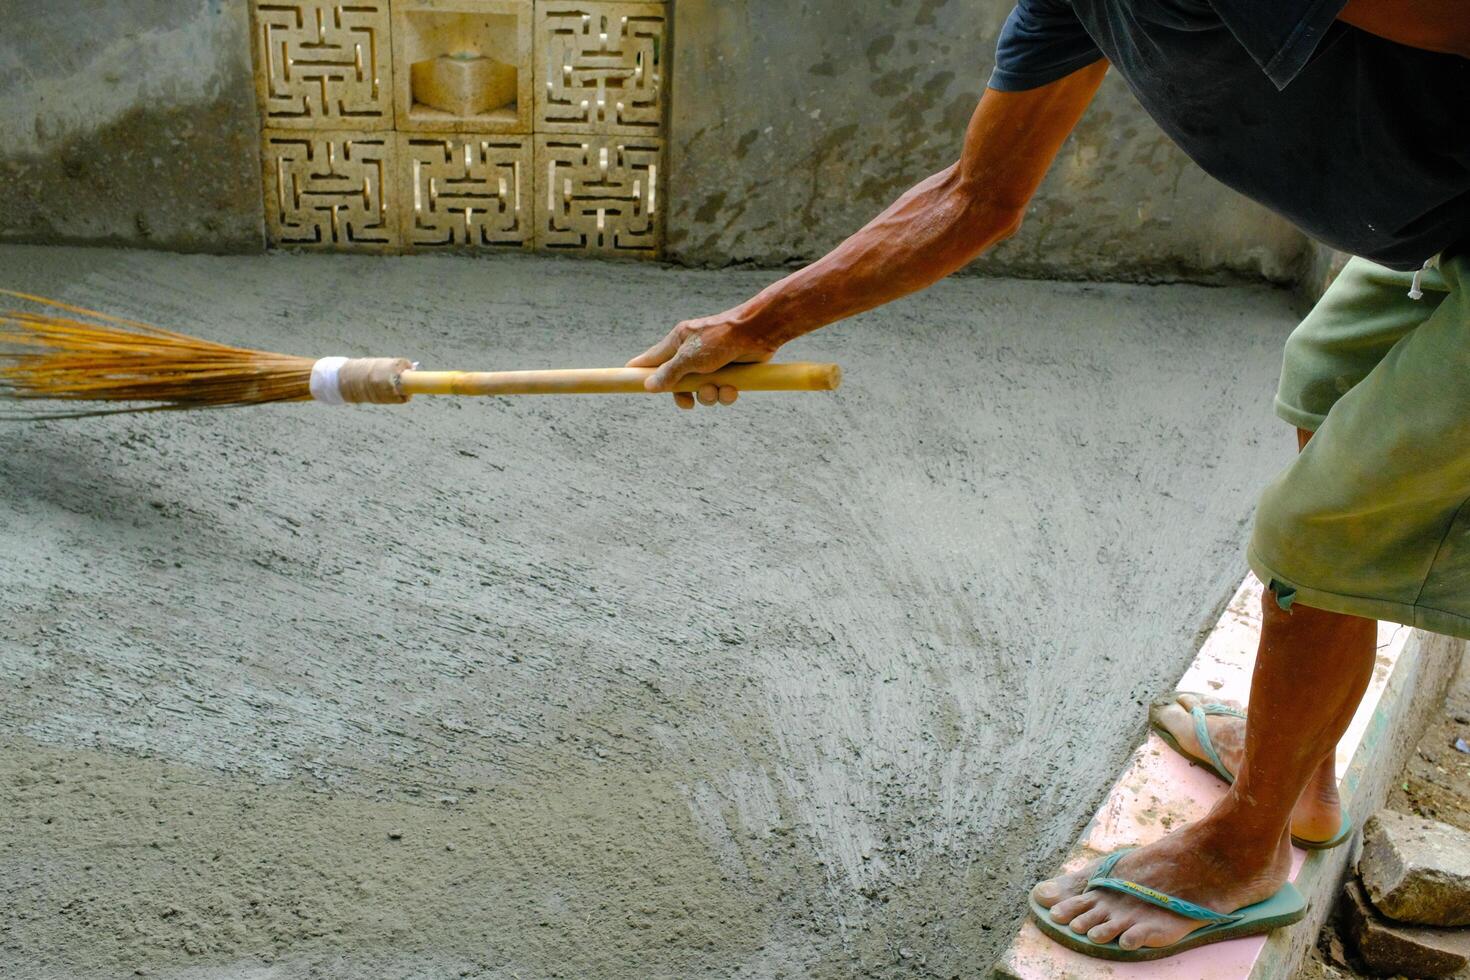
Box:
[629,61,1109,408]
[1338,0,1470,59]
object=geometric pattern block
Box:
[399,134,531,248]
[535,135,661,255]
[391,0,534,135]
[252,0,394,129]
[262,131,399,249]
[536,2,665,135]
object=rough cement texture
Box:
[0,244,1297,978]
[1387,643,1470,836]
[667,0,1308,284]
[1361,811,1470,928]
[0,1,264,252]
[1339,879,1470,977]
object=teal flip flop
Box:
[1148,693,1354,850]
[1148,693,1243,783]
[1028,849,1307,962]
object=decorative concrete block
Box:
[1340,878,1470,977]
[262,131,399,249]
[249,0,669,258]
[536,2,666,135]
[251,0,394,130]
[1361,810,1470,927]
[392,0,533,134]
[398,133,531,249]
[535,135,662,256]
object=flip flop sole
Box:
[1028,883,1307,962]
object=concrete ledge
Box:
[993,574,1464,980]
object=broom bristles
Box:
[0,290,316,419]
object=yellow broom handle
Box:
[398,362,841,397]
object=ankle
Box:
[1305,773,1341,807]
[1308,757,1341,796]
[1192,806,1292,869]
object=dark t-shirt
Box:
[991,0,1470,270]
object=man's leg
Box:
[1032,583,1375,950]
[1035,249,1470,952]
[1150,428,1348,846]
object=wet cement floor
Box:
[0,245,1297,978]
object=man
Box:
[628,0,1470,962]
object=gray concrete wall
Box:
[667,0,1310,284]
[0,0,1317,285]
[0,0,265,252]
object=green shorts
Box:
[1248,251,1470,639]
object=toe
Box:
[1149,695,1194,741]
[1086,912,1133,945]
[1117,923,1159,951]
[1067,906,1110,935]
[1031,871,1084,908]
[1177,691,1242,713]
[1048,894,1096,924]
[1149,701,1188,736]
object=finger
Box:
[718,385,738,406]
[697,384,718,406]
[627,329,683,368]
[645,341,706,392]
[674,392,695,410]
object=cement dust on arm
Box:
[628,60,1110,410]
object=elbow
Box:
[961,194,1027,252]
[942,167,1026,248]
[990,206,1025,243]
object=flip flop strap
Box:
[1087,876,1244,924]
[1191,703,1244,782]
[1086,849,1242,925]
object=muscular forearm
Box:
[629,65,1108,403]
[733,167,1021,348]
[722,65,1108,352]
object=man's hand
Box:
[626,311,776,410]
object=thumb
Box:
[644,342,706,392]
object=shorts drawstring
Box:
[1408,258,1432,300]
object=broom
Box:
[0,290,841,420]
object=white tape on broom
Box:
[309,356,349,406]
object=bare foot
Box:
[1031,818,1291,951]
[1151,692,1342,843]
